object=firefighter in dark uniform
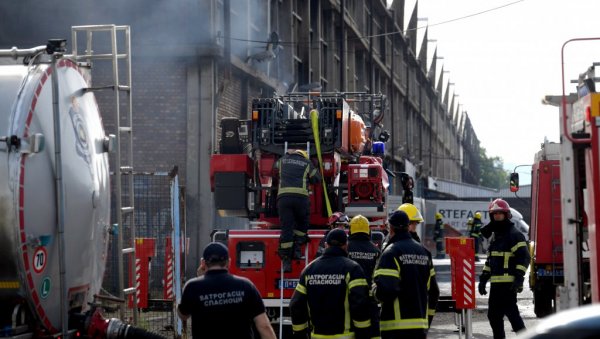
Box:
[275,149,321,271]
[373,210,439,339]
[290,228,372,339]
[469,212,483,259]
[478,199,530,339]
[178,242,276,339]
[433,212,445,259]
[467,212,482,260]
[397,203,424,243]
[348,215,381,339]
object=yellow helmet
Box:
[349,215,370,235]
[397,203,424,222]
[474,212,482,219]
[293,149,309,159]
[435,212,443,220]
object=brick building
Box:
[0,0,481,276]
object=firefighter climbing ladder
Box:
[70,25,137,323]
[279,141,312,338]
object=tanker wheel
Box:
[533,287,553,318]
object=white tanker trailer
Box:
[0,40,164,339]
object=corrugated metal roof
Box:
[427,177,531,199]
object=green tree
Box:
[479,147,509,189]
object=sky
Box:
[400,0,600,184]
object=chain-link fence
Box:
[100,169,185,338]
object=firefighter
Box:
[178,242,276,339]
[373,210,439,339]
[470,212,483,259]
[275,149,322,271]
[397,203,424,243]
[290,228,372,339]
[473,212,483,255]
[348,215,381,339]
[466,217,474,236]
[478,199,530,339]
[433,212,445,259]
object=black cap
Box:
[202,242,229,263]
[388,210,410,229]
[326,228,348,246]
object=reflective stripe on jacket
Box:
[290,246,371,338]
[373,231,439,334]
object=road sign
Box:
[33,247,47,274]
[40,277,51,299]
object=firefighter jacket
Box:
[290,246,372,339]
[470,218,483,238]
[373,231,439,334]
[433,219,444,242]
[481,219,530,284]
[348,233,381,286]
[275,153,321,198]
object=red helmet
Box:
[488,199,511,216]
[328,212,349,226]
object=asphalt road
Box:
[430,256,540,338]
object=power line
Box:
[228,0,524,45]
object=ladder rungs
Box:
[122,247,134,254]
[119,126,132,133]
[121,206,134,214]
[123,287,136,295]
[117,85,131,91]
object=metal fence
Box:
[101,169,185,338]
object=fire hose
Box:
[73,308,168,339]
[310,109,332,217]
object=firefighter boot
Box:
[293,235,309,260]
[278,247,292,272]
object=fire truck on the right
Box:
[512,59,600,318]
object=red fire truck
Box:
[526,141,568,317]
[513,59,600,314]
[209,92,396,324]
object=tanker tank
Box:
[0,42,110,335]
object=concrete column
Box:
[186,59,216,278]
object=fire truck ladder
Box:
[70,25,137,323]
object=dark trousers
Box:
[368,296,381,338]
[435,240,444,258]
[277,195,309,255]
[471,236,480,254]
[488,283,526,339]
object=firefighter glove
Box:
[511,276,524,293]
[478,273,489,295]
[478,281,487,295]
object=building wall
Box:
[0,0,483,277]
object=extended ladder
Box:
[70,25,137,323]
